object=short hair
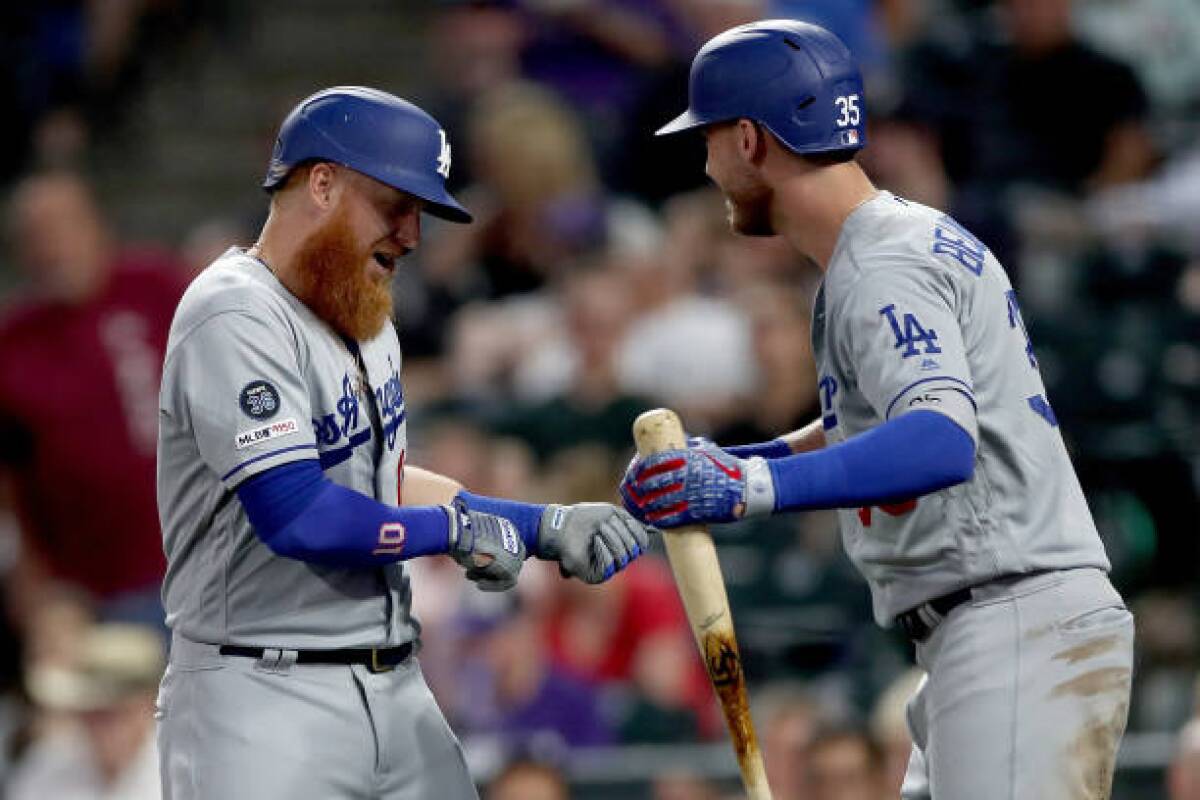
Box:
[803,149,857,167]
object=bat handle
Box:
[633,408,774,799]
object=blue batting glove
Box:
[620,441,777,528]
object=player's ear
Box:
[735,119,768,167]
[307,162,339,210]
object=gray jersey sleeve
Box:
[164,309,317,488]
[835,263,978,441]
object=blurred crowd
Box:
[0,0,1197,798]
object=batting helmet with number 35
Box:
[657,19,866,155]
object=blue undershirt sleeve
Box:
[236,460,451,567]
[767,410,975,512]
[725,439,792,460]
[454,490,546,554]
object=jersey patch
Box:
[239,380,281,419]
[234,418,299,449]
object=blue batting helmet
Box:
[657,20,866,155]
[263,86,472,224]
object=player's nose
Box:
[391,207,421,251]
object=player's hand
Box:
[537,503,652,584]
[620,440,776,527]
[446,499,526,591]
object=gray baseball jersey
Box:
[813,192,1110,624]
[157,248,414,648]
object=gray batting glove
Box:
[537,503,653,584]
[446,499,526,592]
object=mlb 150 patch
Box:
[240,380,281,419]
[235,418,299,449]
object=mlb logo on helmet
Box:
[842,130,860,146]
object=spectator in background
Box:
[6,623,164,800]
[714,284,820,448]
[1072,0,1200,123]
[500,262,651,459]
[455,593,615,750]
[1171,718,1200,800]
[611,0,763,206]
[513,0,690,164]
[909,0,1154,195]
[486,758,570,800]
[0,171,185,630]
[806,726,889,800]
[898,0,1156,266]
[424,1,526,193]
[755,683,821,800]
[652,770,723,800]
[869,667,924,797]
[425,81,657,300]
[542,555,714,743]
[615,189,758,430]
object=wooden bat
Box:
[632,408,773,800]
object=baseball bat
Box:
[632,408,773,800]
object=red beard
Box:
[292,205,394,341]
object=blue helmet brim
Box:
[262,161,473,225]
[422,191,473,224]
[655,108,708,137]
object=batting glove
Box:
[447,497,526,591]
[538,503,652,583]
[620,440,776,528]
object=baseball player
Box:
[156,86,651,799]
[620,22,1133,799]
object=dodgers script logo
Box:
[376,356,405,451]
[313,373,361,446]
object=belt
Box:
[218,642,414,673]
[895,586,974,643]
[896,570,1060,642]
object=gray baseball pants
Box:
[901,567,1134,799]
[157,635,477,800]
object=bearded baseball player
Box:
[156,86,650,799]
[620,21,1133,799]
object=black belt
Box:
[218,642,414,673]
[896,570,1060,642]
[895,586,974,643]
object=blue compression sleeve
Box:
[767,410,975,511]
[725,439,792,460]
[237,460,450,567]
[455,490,546,553]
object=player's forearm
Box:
[400,465,463,506]
[781,418,827,453]
[767,410,974,512]
[238,461,451,567]
[401,466,548,555]
[724,418,826,460]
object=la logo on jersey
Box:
[879,304,941,358]
[436,129,451,179]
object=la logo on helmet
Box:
[436,129,451,179]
